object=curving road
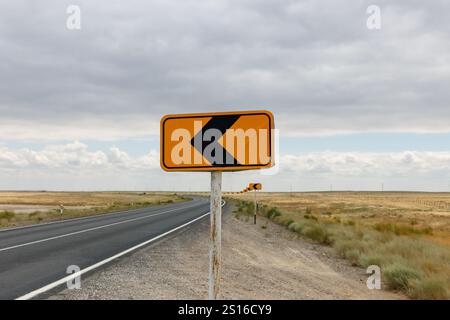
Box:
[0,197,212,300]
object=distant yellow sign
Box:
[249,183,262,191]
[160,111,274,172]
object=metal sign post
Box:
[253,190,257,225]
[209,171,222,300]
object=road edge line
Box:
[0,199,197,233]
[1,201,207,253]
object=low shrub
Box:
[410,277,449,300]
[284,219,295,227]
[0,211,15,221]
[334,239,357,257]
[344,220,355,226]
[345,249,362,266]
[359,254,384,268]
[373,222,433,236]
[267,208,281,220]
[383,262,422,291]
[302,225,332,245]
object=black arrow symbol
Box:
[190,115,241,166]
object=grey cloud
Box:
[0,141,159,172]
[0,0,449,140]
[1,142,450,191]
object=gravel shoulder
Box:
[50,202,404,300]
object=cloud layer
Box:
[282,151,450,177]
[0,0,449,140]
[0,141,159,172]
[1,142,449,191]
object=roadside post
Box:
[161,110,274,299]
[209,171,222,299]
[248,183,262,224]
[254,188,257,224]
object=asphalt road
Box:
[0,197,211,300]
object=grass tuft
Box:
[410,277,449,300]
[302,225,332,245]
[384,263,422,291]
[0,211,15,221]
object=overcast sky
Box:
[1,0,449,191]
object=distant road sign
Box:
[249,183,262,190]
[161,110,274,172]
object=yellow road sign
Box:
[161,110,274,172]
[249,183,262,190]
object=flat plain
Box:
[0,191,185,228]
[227,192,450,299]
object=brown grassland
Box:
[227,192,450,299]
[0,192,187,228]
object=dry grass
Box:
[0,192,188,228]
[0,191,181,206]
[228,192,450,299]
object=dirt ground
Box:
[50,203,404,300]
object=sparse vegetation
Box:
[0,192,189,228]
[373,222,433,236]
[229,192,450,299]
[384,262,422,291]
[0,211,15,222]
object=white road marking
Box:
[0,200,202,233]
[0,202,205,253]
[15,200,225,300]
